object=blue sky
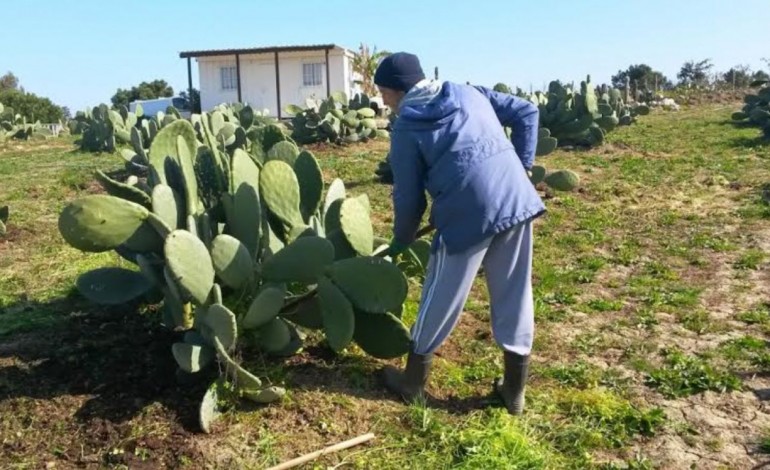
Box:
[2,0,769,112]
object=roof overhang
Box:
[179,44,346,59]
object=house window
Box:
[303,63,324,87]
[220,66,238,90]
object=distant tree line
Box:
[0,71,66,122]
[611,59,770,91]
[495,59,770,97]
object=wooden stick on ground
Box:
[266,433,376,470]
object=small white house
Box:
[179,44,362,118]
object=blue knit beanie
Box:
[374,52,426,92]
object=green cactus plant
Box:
[57,105,418,432]
[732,82,770,140]
[518,75,649,151]
[286,92,389,145]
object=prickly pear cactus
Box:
[517,75,650,152]
[286,93,390,145]
[56,108,418,432]
[732,81,770,140]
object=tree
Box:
[493,82,512,94]
[0,88,64,122]
[753,70,770,83]
[0,72,19,91]
[722,65,753,88]
[179,88,201,113]
[110,79,174,108]
[677,59,714,87]
[611,64,672,91]
[351,43,391,96]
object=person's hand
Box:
[386,239,409,258]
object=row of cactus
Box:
[0,205,8,237]
[58,112,423,432]
[0,102,61,142]
[117,102,282,177]
[731,80,770,139]
[520,76,649,153]
[285,92,390,145]
[71,102,186,153]
[70,104,134,152]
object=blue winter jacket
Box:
[388,80,546,255]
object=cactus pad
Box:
[255,317,291,353]
[352,310,411,359]
[58,195,164,253]
[356,107,376,119]
[172,342,215,373]
[294,151,324,221]
[151,184,181,230]
[324,178,346,214]
[148,119,198,185]
[243,283,286,329]
[262,236,335,283]
[261,124,289,152]
[76,267,153,305]
[529,165,547,185]
[203,303,238,351]
[199,379,221,434]
[165,229,215,304]
[544,169,580,191]
[94,170,152,208]
[283,296,323,330]
[230,182,262,259]
[536,136,558,156]
[266,141,300,166]
[242,386,286,404]
[328,257,408,313]
[231,148,261,194]
[318,277,355,352]
[210,234,254,289]
[323,199,343,235]
[339,197,373,256]
[260,160,304,229]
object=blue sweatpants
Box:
[410,220,534,356]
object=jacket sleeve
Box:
[389,129,427,248]
[473,85,539,169]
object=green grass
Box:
[2,105,770,468]
[642,349,743,398]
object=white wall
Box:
[196,48,356,118]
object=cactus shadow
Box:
[276,350,504,415]
[719,119,756,129]
[729,135,769,149]
[0,295,207,433]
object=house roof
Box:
[179,44,348,58]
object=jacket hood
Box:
[394,79,460,130]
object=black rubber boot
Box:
[383,349,433,402]
[494,351,529,415]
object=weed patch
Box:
[643,349,742,398]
